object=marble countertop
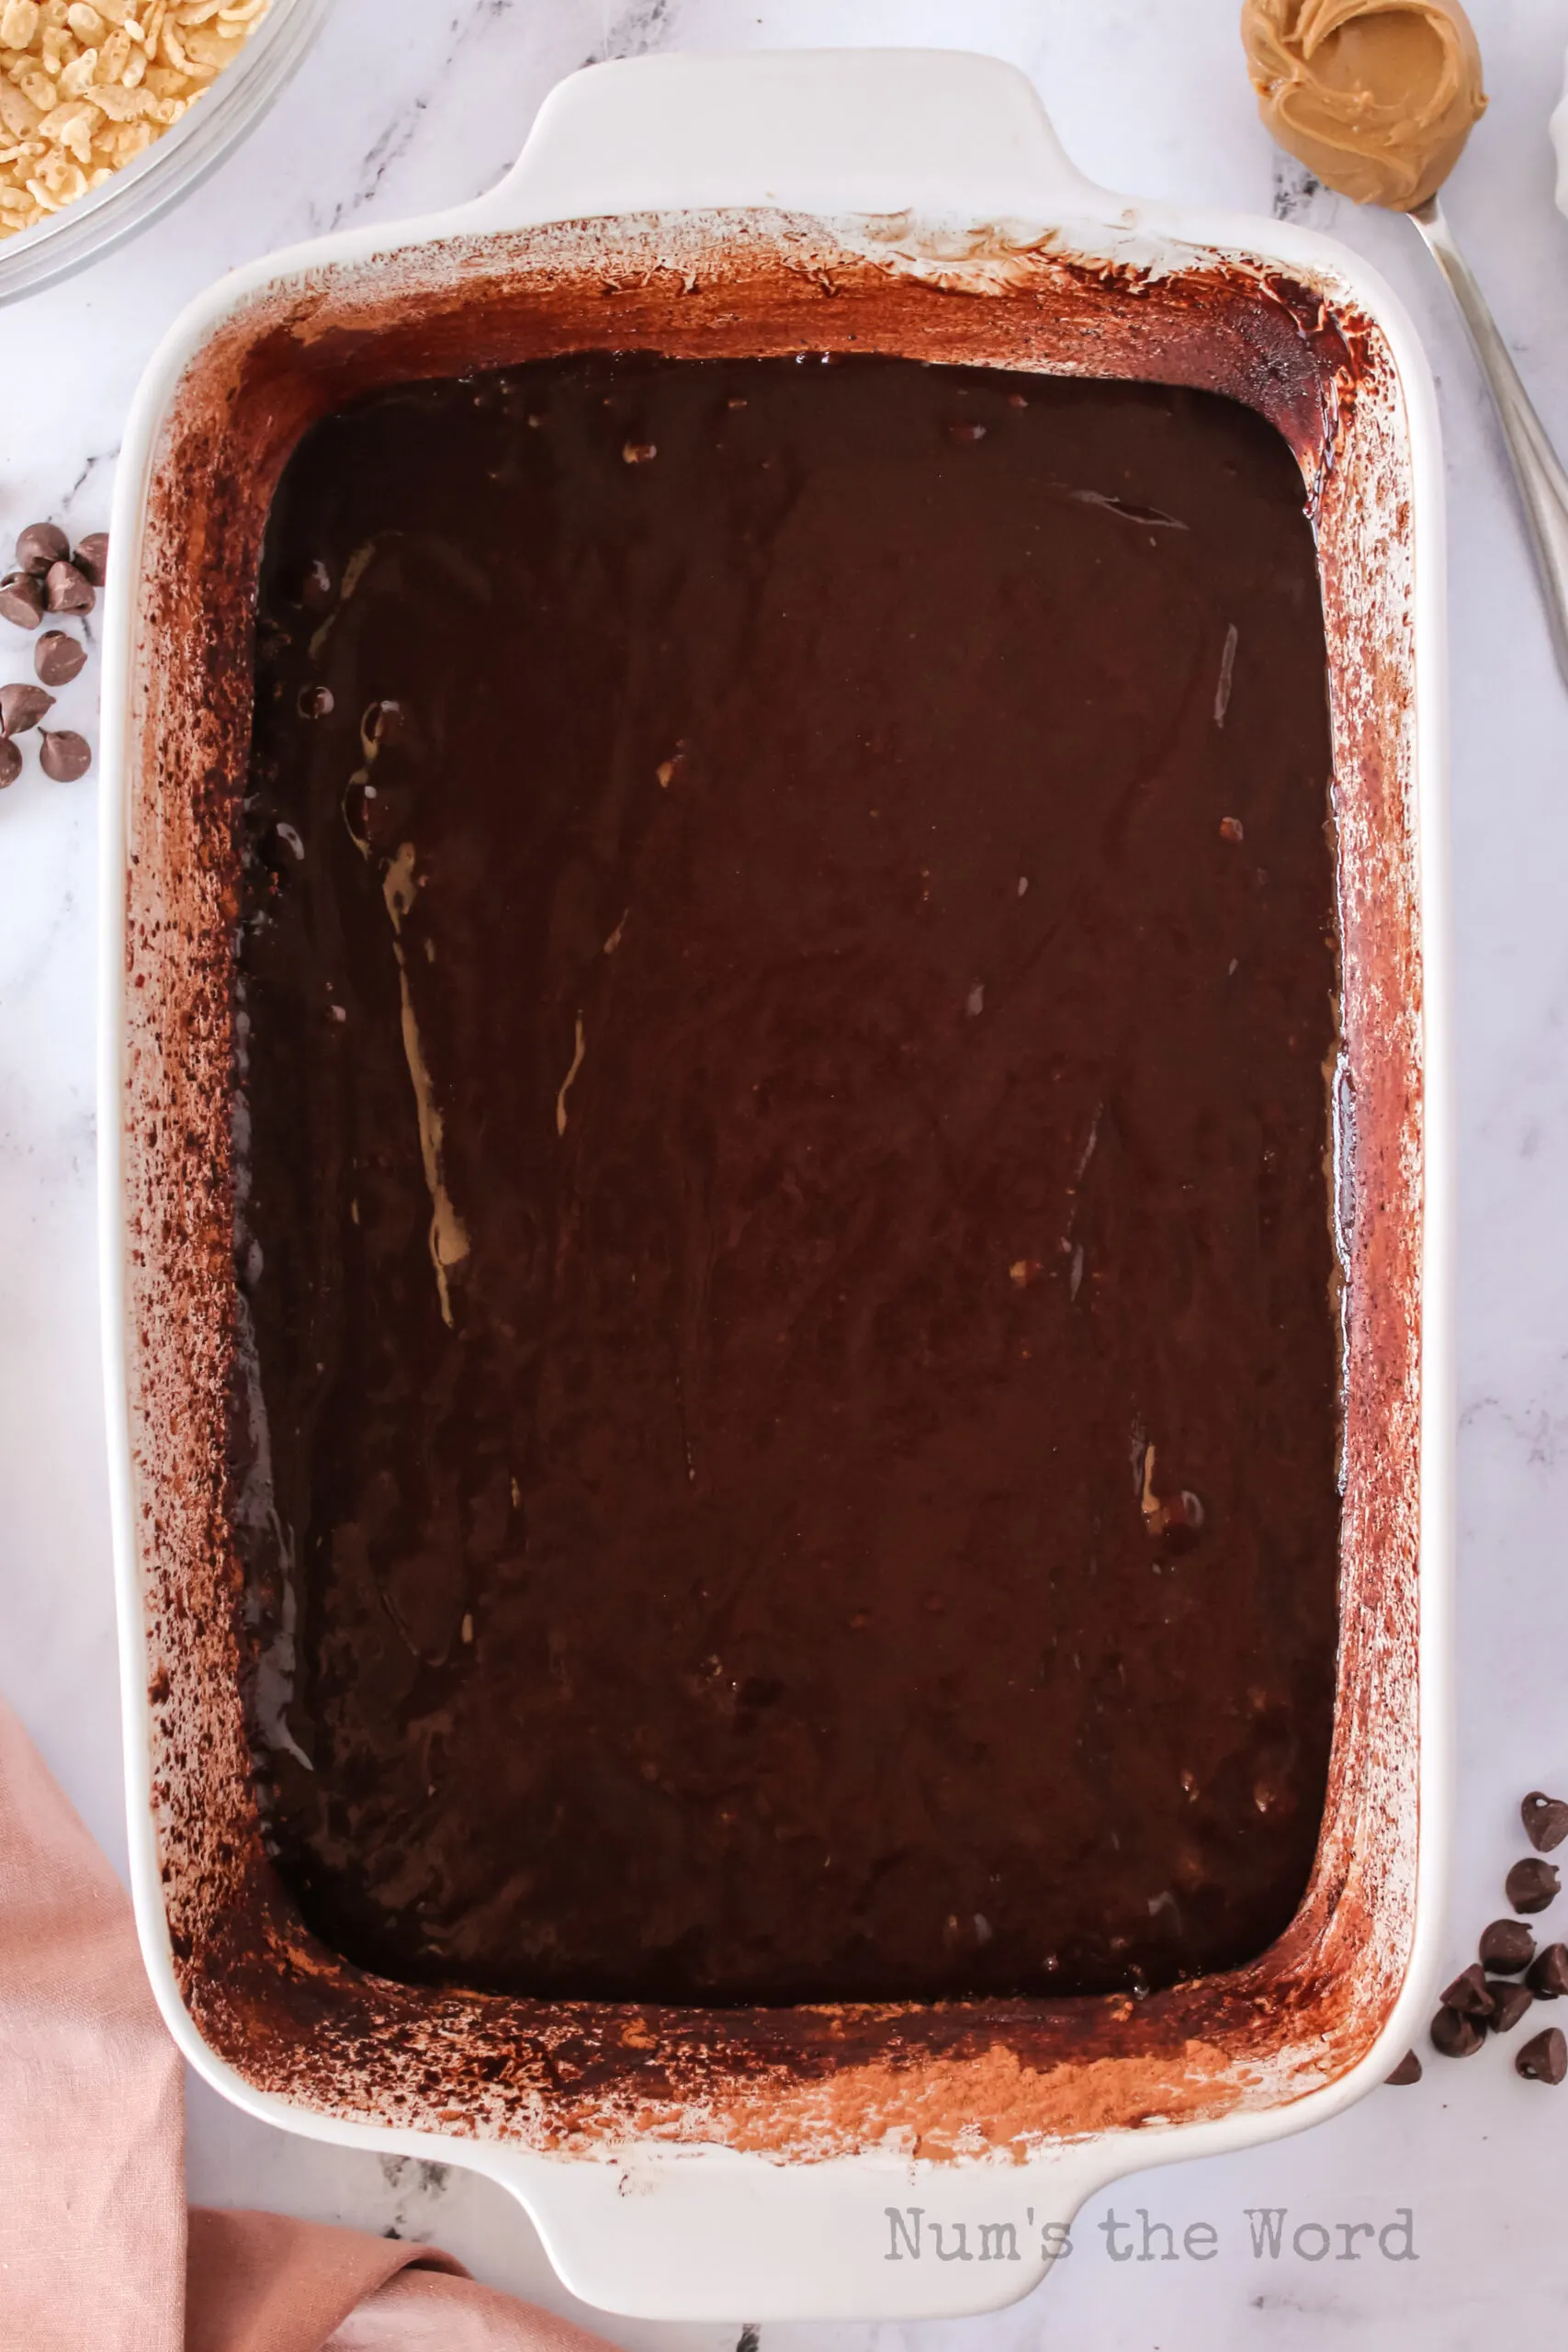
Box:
[5,0,1568,2342]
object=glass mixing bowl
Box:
[0,0,333,306]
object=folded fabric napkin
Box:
[0,1697,616,2352]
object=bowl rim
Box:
[0,0,333,307]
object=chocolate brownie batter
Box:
[236,353,1340,2006]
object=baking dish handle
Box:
[462,48,1108,234]
[470,2138,1119,2324]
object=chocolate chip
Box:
[43,559,93,615]
[34,631,85,687]
[0,571,43,628]
[0,683,53,734]
[298,684,333,718]
[946,422,987,444]
[1430,2004,1484,2058]
[1384,2049,1422,2085]
[1219,816,1246,842]
[1479,1917,1536,1973]
[1522,1792,1568,1852]
[16,521,68,574]
[622,441,658,465]
[72,532,108,587]
[1506,1857,1560,1914]
[1488,1979,1534,2034]
[1439,1962,1495,2017]
[1516,2025,1568,2083]
[38,729,90,781]
[1161,1489,1206,1554]
[362,698,407,749]
[1527,1941,1568,1999]
[0,737,20,787]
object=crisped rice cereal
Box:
[0,0,270,238]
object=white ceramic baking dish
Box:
[99,48,1451,2324]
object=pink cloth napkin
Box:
[0,1698,616,2352]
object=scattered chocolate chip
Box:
[1523,1791,1568,1852]
[1527,1942,1568,1999]
[1430,2004,1485,2058]
[298,684,333,718]
[1384,2049,1422,2085]
[38,729,90,781]
[362,697,407,749]
[0,736,20,787]
[1488,1979,1534,2034]
[16,521,68,574]
[0,571,44,628]
[1480,1917,1536,1973]
[946,422,987,444]
[72,531,108,587]
[43,559,93,615]
[1219,815,1246,842]
[34,629,85,687]
[1161,1489,1206,1554]
[1506,1857,1560,1914]
[1439,1962,1495,2017]
[0,682,53,734]
[622,441,657,465]
[1517,2025,1568,2083]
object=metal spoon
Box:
[1410,193,1568,685]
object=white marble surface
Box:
[5,0,1568,2341]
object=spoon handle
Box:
[1410,196,1568,687]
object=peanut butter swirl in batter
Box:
[1242,0,1487,209]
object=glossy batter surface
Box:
[236,354,1340,2005]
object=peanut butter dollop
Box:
[1242,0,1487,209]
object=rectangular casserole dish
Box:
[99,47,1451,2324]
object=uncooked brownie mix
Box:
[235,352,1339,2006]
